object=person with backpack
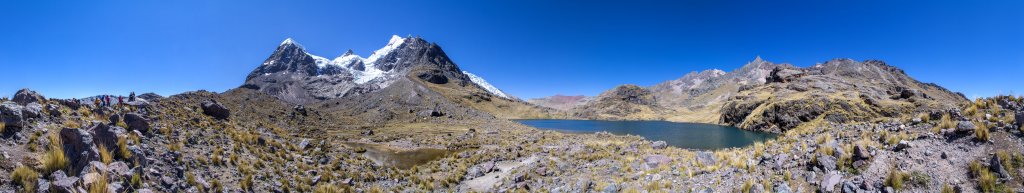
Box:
[129,92,136,102]
[118,95,124,107]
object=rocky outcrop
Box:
[123,113,150,134]
[1,101,27,129]
[571,85,667,120]
[200,100,230,120]
[12,88,44,105]
[60,127,99,175]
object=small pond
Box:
[342,142,453,169]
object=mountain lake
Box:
[515,119,777,150]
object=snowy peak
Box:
[365,35,407,65]
[463,71,511,99]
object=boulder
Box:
[46,104,61,117]
[955,121,975,133]
[12,89,44,105]
[49,171,78,193]
[91,123,126,151]
[853,145,871,160]
[894,140,911,152]
[766,66,804,83]
[123,113,150,133]
[107,161,133,179]
[0,101,26,129]
[108,114,121,125]
[58,99,81,110]
[816,154,837,171]
[200,100,230,120]
[696,151,717,166]
[643,154,672,168]
[775,181,792,193]
[60,127,99,175]
[22,102,43,119]
[293,105,307,116]
[991,154,1012,179]
[651,141,668,149]
[820,173,842,192]
[1016,111,1023,127]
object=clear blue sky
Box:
[1,1,1021,99]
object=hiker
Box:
[94,97,101,107]
[105,95,111,107]
[118,95,124,106]
[129,92,136,102]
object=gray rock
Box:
[36,178,50,193]
[60,127,99,175]
[955,121,975,132]
[853,145,871,160]
[0,101,26,129]
[298,138,311,150]
[775,181,792,193]
[644,154,672,168]
[22,102,42,119]
[46,104,61,117]
[696,151,716,166]
[200,100,230,120]
[12,89,44,105]
[108,114,121,125]
[602,183,619,193]
[49,171,78,193]
[884,186,895,193]
[820,173,842,192]
[816,154,837,171]
[91,123,126,152]
[108,161,133,179]
[842,181,857,193]
[123,113,150,133]
[1016,111,1023,128]
[991,154,1012,179]
[894,140,911,152]
[651,141,668,149]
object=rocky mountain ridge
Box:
[531,57,968,132]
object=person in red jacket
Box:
[118,96,124,106]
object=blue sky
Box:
[1,1,1021,99]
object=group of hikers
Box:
[93,92,137,107]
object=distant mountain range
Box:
[236,35,968,133]
[529,57,968,132]
[240,35,562,121]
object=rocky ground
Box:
[0,87,1021,193]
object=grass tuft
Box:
[43,132,68,174]
[11,165,39,193]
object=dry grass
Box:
[885,169,909,190]
[88,172,109,193]
[117,137,132,159]
[975,121,990,142]
[43,132,68,174]
[98,144,113,164]
[11,165,39,193]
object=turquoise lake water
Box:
[515,119,777,150]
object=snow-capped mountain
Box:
[463,71,511,99]
[242,35,515,104]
